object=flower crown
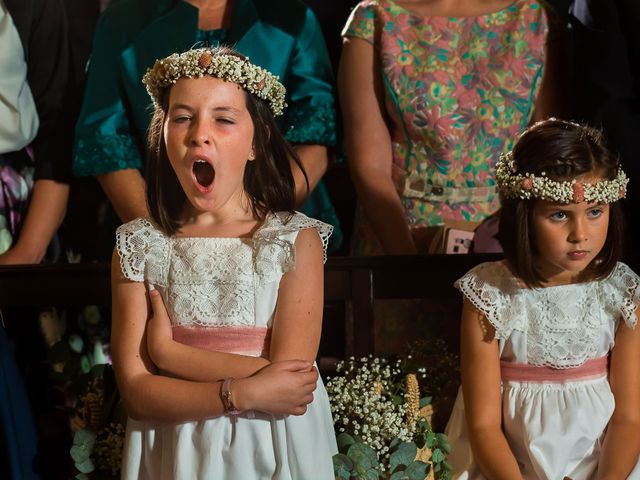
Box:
[495,151,629,204]
[143,48,287,116]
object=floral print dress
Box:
[343,0,547,254]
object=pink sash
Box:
[500,356,608,383]
[172,326,271,357]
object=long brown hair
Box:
[499,119,625,287]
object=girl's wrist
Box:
[229,377,252,412]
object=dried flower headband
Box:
[495,151,629,204]
[143,48,287,116]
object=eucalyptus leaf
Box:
[348,442,378,470]
[73,429,97,448]
[389,437,402,451]
[365,467,381,480]
[431,447,444,463]
[419,396,432,408]
[74,457,95,474]
[355,465,368,478]
[333,453,353,479]
[436,433,452,454]
[389,442,417,471]
[425,431,437,448]
[69,445,90,464]
[337,432,356,453]
[75,474,89,480]
[390,471,407,480]
[404,460,428,479]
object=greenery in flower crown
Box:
[496,151,629,204]
[327,348,456,480]
[143,47,287,116]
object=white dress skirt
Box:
[445,261,640,480]
[116,213,338,479]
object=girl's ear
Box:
[248,145,256,161]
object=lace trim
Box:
[115,218,168,283]
[254,211,333,265]
[455,262,514,340]
[284,103,337,146]
[603,263,640,328]
[73,133,142,176]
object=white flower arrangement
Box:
[143,48,287,116]
[327,356,453,480]
[329,357,415,459]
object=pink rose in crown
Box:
[572,182,585,203]
[522,178,533,191]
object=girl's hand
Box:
[146,286,174,368]
[234,360,318,415]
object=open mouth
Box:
[193,160,215,188]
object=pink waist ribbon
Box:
[500,356,608,383]
[172,326,271,357]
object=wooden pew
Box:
[0,255,500,357]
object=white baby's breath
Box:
[143,48,287,116]
[327,356,415,469]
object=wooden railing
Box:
[0,255,499,357]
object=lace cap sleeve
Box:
[454,262,519,340]
[253,212,333,282]
[603,262,640,328]
[115,218,167,283]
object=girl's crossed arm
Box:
[145,288,270,383]
[460,299,523,480]
[597,308,640,479]
[143,227,324,380]
[111,250,318,422]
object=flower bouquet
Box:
[327,349,455,480]
[40,305,125,479]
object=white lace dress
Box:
[115,212,338,480]
[445,261,640,480]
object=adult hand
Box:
[234,360,318,415]
[146,286,174,367]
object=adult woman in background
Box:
[340,0,561,256]
[74,0,342,255]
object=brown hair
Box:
[145,46,307,235]
[499,118,625,287]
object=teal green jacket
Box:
[73,0,341,247]
[74,0,336,175]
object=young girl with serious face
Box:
[111,47,337,479]
[445,119,640,479]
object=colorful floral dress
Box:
[342,0,546,254]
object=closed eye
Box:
[172,115,191,124]
[216,117,235,125]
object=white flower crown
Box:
[495,151,629,204]
[143,48,287,116]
